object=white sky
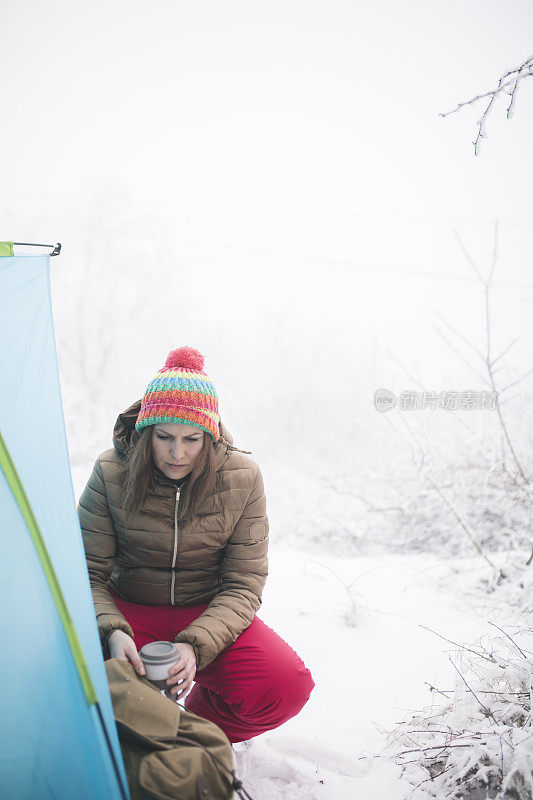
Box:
[1,0,532,475]
[2,0,532,215]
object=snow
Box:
[229,548,508,799]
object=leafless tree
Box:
[434,221,531,489]
[333,222,533,566]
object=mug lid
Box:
[139,640,180,665]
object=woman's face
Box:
[151,422,205,480]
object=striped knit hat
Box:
[135,346,220,442]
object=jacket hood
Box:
[112,399,243,472]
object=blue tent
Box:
[0,247,129,799]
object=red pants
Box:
[109,591,315,743]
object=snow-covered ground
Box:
[232,548,526,799]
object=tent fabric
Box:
[0,254,129,799]
[0,429,97,705]
[0,241,14,256]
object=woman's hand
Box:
[166,643,197,699]
[108,629,146,676]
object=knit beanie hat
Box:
[135,346,220,442]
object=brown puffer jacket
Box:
[78,400,269,671]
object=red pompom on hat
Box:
[163,346,205,372]
[136,346,219,441]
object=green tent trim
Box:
[0,242,14,257]
[0,430,98,705]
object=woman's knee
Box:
[262,637,315,713]
[284,662,315,713]
[243,657,314,720]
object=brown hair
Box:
[122,426,217,523]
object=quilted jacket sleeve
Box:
[174,465,269,671]
[78,457,134,647]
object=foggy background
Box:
[2,0,532,552]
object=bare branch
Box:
[490,338,517,369]
[487,621,527,659]
[449,656,498,723]
[433,323,489,388]
[453,230,486,285]
[453,222,530,485]
[499,366,533,396]
[434,309,485,362]
[419,624,498,664]
[507,76,520,119]
[488,217,499,286]
[441,55,533,154]
[426,472,498,569]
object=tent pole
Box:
[13,242,62,256]
[95,703,130,800]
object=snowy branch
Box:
[440,54,533,155]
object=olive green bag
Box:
[105,659,247,800]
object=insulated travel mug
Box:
[139,641,181,700]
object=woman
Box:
[78,346,314,744]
